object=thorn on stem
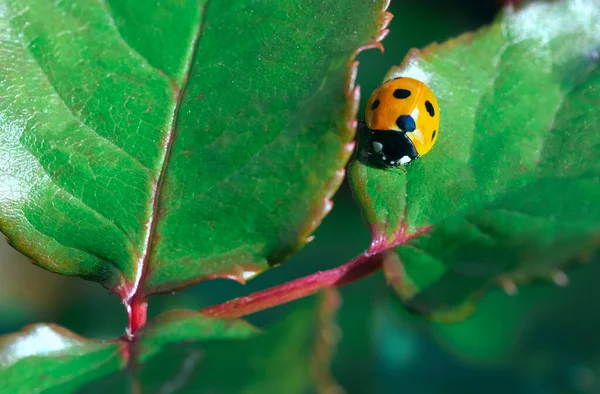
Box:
[501,278,518,296]
[124,328,134,342]
[552,271,569,287]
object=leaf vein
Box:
[28,348,120,394]
[24,50,152,171]
[95,0,171,80]
[19,49,143,255]
[133,0,210,299]
[19,210,123,274]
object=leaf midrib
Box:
[127,1,211,301]
[16,1,204,292]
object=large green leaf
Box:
[0,0,391,299]
[348,0,600,320]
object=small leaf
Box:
[0,324,124,394]
[135,309,259,364]
[66,292,339,393]
[0,0,391,298]
[414,251,600,366]
[0,292,341,393]
[135,291,341,394]
[349,0,600,320]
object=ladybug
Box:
[364,76,440,167]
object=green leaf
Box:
[0,0,391,297]
[423,253,600,365]
[374,250,600,387]
[135,291,341,394]
[0,324,124,394]
[135,309,259,364]
[0,292,339,393]
[348,0,600,320]
[0,311,252,393]
[66,292,338,393]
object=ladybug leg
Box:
[358,121,376,160]
[390,166,407,174]
[386,167,406,180]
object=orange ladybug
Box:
[365,77,440,167]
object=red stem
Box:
[200,253,383,318]
[126,296,148,339]
[119,296,146,394]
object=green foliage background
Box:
[2,0,598,393]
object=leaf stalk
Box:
[200,253,383,318]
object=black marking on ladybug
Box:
[371,99,380,110]
[431,130,437,141]
[425,100,435,117]
[370,129,419,168]
[396,115,416,132]
[393,89,411,99]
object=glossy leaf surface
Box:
[0,292,338,393]
[0,0,390,299]
[349,0,600,320]
[0,310,257,393]
[0,324,123,394]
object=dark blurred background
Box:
[3,1,600,393]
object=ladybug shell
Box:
[365,77,440,157]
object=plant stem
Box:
[200,253,383,318]
[126,296,148,339]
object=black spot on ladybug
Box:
[393,89,411,99]
[431,130,436,141]
[396,115,416,132]
[371,99,380,110]
[425,100,435,117]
